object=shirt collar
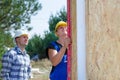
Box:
[14,46,27,55]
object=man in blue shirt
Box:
[1,29,31,80]
[47,21,71,80]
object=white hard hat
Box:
[14,29,29,39]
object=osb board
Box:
[86,0,120,80]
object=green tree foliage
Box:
[48,7,67,32]
[26,31,58,59]
[0,0,42,65]
[0,30,14,58]
[26,8,67,59]
[0,0,42,31]
[0,30,14,70]
[26,34,44,59]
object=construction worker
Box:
[1,29,31,80]
[47,21,71,80]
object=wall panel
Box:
[86,0,120,80]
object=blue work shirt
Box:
[1,46,31,80]
[47,41,67,80]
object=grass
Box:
[30,58,52,80]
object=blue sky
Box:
[29,0,67,37]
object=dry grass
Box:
[30,58,52,80]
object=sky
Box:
[29,0,67,37]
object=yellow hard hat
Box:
[55,21,67,32]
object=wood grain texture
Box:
[86,0,120,80]
[70,0,77,80]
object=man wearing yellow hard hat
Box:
[55,21,67,32]
[47,21,71,80]
[1,29,31,80]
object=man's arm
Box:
[1,52,12,80]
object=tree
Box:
[26,34,44,59]
[0,0,42,31]
[48,7,67,32]
[0,0,42,66]
[0,30,14,59]
[26,7,67,59]
[0,30,14,70]
[0,0,42,52]
[26,31,58,59]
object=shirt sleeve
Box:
[1,52,13,80]
[27,64,32,78]
[26,54,32,79]
[46,42,56,58]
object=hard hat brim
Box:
[55,21,67,32]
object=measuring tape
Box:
[67,0,71,80]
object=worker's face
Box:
[56,26,68,37]
[16,35,29,46]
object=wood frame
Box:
[67,0,77,80]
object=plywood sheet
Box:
[86,0,120,80]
